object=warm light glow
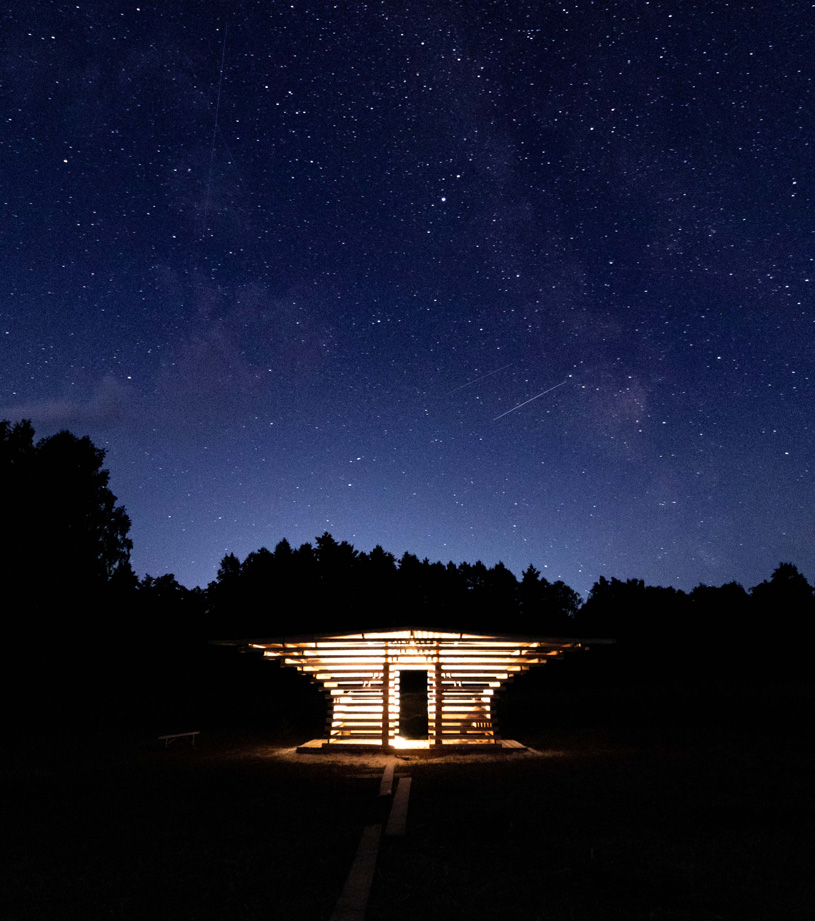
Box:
[256,628,582,748]
[391,735,431,750]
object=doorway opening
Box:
[398,669,429,739]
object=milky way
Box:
[2,1,812,595]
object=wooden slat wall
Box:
[260,630,577,746]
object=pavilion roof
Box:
[213,627,614,647]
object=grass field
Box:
[4,681,814,920]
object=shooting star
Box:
[493,378,570,421]
[445,363,514,396]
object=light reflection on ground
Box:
[260,745,570,766]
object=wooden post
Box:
[434,643,443,747]
[382,644,390,749]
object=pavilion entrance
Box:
[398,669,429,740]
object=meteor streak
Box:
[493,378,570,421]
[445,363,514,396]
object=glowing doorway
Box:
[398,669,429,740]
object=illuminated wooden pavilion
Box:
[237,627,598,751]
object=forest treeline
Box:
[3,418,813,711]
[201,534,814,648]
[198,536,814,681]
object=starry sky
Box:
[2,1,813,597]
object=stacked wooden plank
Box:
[251,629,581,748]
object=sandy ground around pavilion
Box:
[5,684,814,921]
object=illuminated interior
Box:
[249,628,583,749]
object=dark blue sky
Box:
[2,0,812,596]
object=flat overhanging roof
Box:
[211,627,613,751]
[212,626,615,648]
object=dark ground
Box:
[4,669,814,921]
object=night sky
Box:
[3,1,813,597]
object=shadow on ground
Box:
[4,680,814,920]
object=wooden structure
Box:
[241,627,593,750]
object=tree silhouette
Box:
[315,532,359,617]
[138,573,203,647]
[1,419,136,726]
[357,544,398,626]
[751,562,813,616]
[750,563,813,675]
[1,419,133,608]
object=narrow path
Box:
[330,761,412,921]
[329,824,382,921]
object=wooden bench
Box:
[158,731,200,748]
